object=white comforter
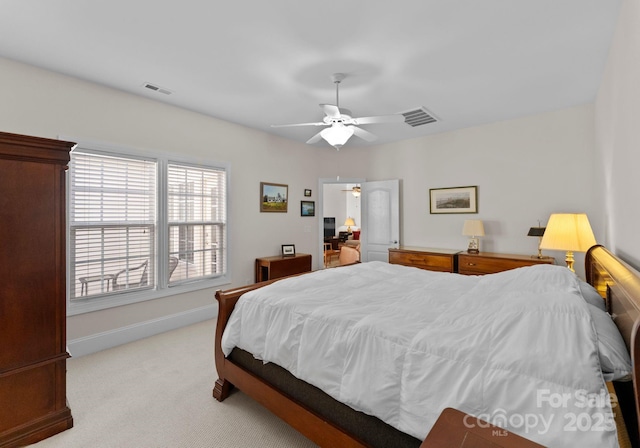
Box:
[221,262,618,447]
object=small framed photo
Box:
[301,200,315,217]
[281,244,296,257]
[260,182,288,213]
[304,189,312,197]
[429,186,478,214]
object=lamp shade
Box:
[539,214,596,252]
[321,124,355,148]
[344,217,356,227]
[462,220,485,237]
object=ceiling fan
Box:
[342,185,361,197]
[271,73,404,150]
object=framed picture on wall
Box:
[304,189,312,197]
[301,201,315,217]
[429,186,478,214]
[260,182,288,212]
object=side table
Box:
[421,408,545,448]
[79,274,116,296]
[255,253,312,282]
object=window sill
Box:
[67,274,231,316]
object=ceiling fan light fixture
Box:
[272,72,400,148]
[321,123,354,149]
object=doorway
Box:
[318,177,365,268]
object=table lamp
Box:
[344,217,356,233]
[527,225,546,258]
[539,213,596,272]
[462,220,485,254]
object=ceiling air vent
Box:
[401,107,438,127]
[143,82,172,95]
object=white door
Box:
[360,179,400,262]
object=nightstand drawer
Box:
[458,255,511,274]
[389,247,459,273]
[458,252,554,275]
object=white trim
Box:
[67,304,217,357]
[67,277,230,315]
[61,135,231,315]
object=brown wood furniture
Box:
[213,245,640,448]
[324,243,340,268]
[388,247,553,275]
[420,407,544,448]
[255,253,312,282]
[324,236,339,250]
[0,132,75,447]
[389,246,460,273]
[458,251,555,275]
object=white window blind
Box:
[69,151,156,299]
[167,163,226,283]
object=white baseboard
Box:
[67,304,218,357]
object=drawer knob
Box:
[468,262,476,266]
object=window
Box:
[68,143,228,313]
[70,152,156,298]
[167,163,226,283]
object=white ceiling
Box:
[0,1,622,148]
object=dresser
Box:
[0,132,75,447]
[255,253,312,282]
[388,247,555,275]
[388,247,460,273]
[458,252,555,275]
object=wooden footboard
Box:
[213,278,370,448]
[213,281,263,401]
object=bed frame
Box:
[213,245,640,447]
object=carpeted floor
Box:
[31,320,318,448]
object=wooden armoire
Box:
[0,132,75,447]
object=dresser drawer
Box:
[458,253,554,275]
[389,248,458,273]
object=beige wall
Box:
[359,105,598,262]
[1,55,601,348]
[595,0,640,269]
[0,57,334,342]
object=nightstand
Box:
[421,408,545,447]
[389,247,460,273]
[458,252,555,275]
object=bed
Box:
[213,245,640,447]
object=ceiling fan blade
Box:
[271,121,326,128]
[306,131,324,144]
[320,104,341,119]
[351,114,404,125]
[353,126,378,142]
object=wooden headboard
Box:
[586,245,640,446]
